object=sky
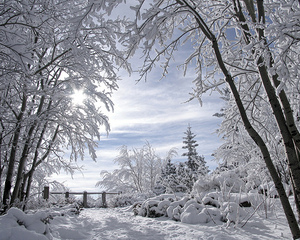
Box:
[48,3,226,193]
[49,65,225,192]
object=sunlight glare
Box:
[71,89,86,106]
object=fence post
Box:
[83,191,88,208]
[43,186,49,200]
[65,191,69,199]
[102,191,107,208]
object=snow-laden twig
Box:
[241,199,266,228]
[204,204,217,225]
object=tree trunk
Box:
[10,123,37,205]
[218,46,300,240]
[290,170,300,222]
[240,0,300,155]
[271,75,300,155]
[3,92,27,208]
[0,129,3,200]
[179,1,300,237]
[23,124,59,210]
[10,95,46,205]
[255,0,300,208]
[235,0,300,221]
[22,122,47,203]
[257,58,300,196]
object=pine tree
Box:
[182,124,199,171]
[175,162,190,192]
[182,124,208,175]
[195,155,209,176]
[161,159,176,178]
[158,159,178,193]
[124,1,300,237]
[181,125,209,192]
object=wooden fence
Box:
[43,186,120,208]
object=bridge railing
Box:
[42,186,120,208]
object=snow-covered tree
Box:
[0,0,126,210]
[144,142,163,192]
[158,159,180,193]
[182,125,208,175]
[161,159,177,179]
[120,0,300,237]
[96,143,176,194]
[159,160,201,194]
[182,125,199,171]
[154,149,179,194]
[181,125,209,191]
[176,162,191,192]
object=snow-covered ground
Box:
[0,201,292,240]
[50,207,291,240]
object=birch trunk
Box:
[179,1,300,237]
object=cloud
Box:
[49,70,224,192]
[48,14,226,193]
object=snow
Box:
[180,205,208,224]
[50,206,292,239]
[0,208,50,240]
[0,198,293,239]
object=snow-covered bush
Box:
[193,176,215,195]
[222,202,247,226]
[25,194,79,211]
[153,182,166,195]
[202,196,220,208]
[133,190,278,227]
[46,203,82,216]
[181,204,208,224]
[193,168,286,201]
[0,208,52,240]
[258,182,279,198]
[138,199,165,218]
[134,194,222,224]
[134,194,181,218]
[194,169,249,195]
[108,192,153,208]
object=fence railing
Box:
[43,186,120,208]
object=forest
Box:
[0,0,300,239]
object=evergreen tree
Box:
[158,159,178,194]
[175,162,189,192]
[122,1,300,236]
[181,125,209,192]
[195,155,209,176]
[161,159,176,178]
[182,124,199,171]
[182,125,208,176]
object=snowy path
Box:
[50,207,291,240]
